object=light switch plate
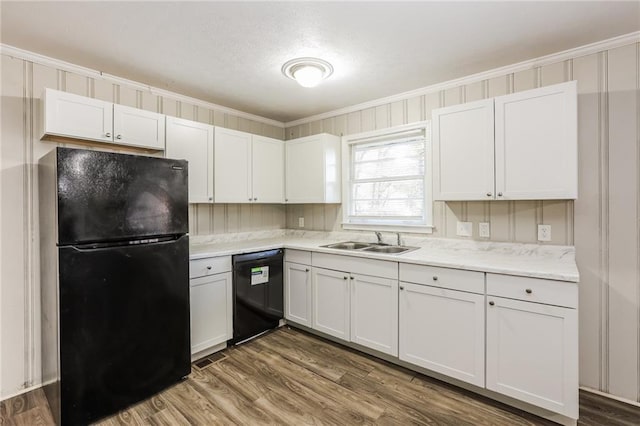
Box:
[537,224,551,241]
[479,222,490,238]
[456,221,472,237]
[298,217,305,228]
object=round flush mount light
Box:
[282,57,334,88]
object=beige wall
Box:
[286,42,640,402]
[0,53,285,399]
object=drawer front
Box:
[285,249,312,265]
[399,263,484,294]
[312,252,398,280]
[486,274,577,308]
[190,256,232,279]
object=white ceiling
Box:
[1,1,639,123]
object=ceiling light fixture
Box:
[282,57,333,88]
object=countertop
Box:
[189,230,579,282]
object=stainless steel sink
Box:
[320,241,419,255]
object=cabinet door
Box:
[486,296,578,418]
[252,135,284,203]
[113,104,165,150]
[165,117,214,203]
[43,88,113,143]
[214,127,252,203]
[399,282,485,387]
[432,99,495,201]
[284,262,312,327]
[350,274,398,356]
[312,267,350,341]
[285,136,325,202]
[495,81,577,200]
[190,272,232,355]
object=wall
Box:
[0,52,285,399]
[286,42,640,402]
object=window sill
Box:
[341,223,434,234]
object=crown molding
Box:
[0,44,285,128]
[284,31,640,128]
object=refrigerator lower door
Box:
[57,235,190,425]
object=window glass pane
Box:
[352,199,423,217]
[352,179,424,217]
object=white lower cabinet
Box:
[350,274,398,356]
[312,267,351,340]
[284,261,312,327]
[399,282,485,387]
[189,257,232,356]
[486,295,578,418]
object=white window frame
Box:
[341,121,433,233]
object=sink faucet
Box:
[396,232,402,246]
[375,231,383,244]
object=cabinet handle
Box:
[486,192,492,197]
[525,288,532,294]
[498,192,503,197]
[116,134,122,140]
[399,286,404,290]
[432,276,438,281]
[206,266,212,270]
[105,132,111,138]
[489,301,495,306]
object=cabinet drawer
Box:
[285,249,311,265]
[312,252,397,280]
[400,263,484,294]
[190,256,232,279]
[486,274,577,308]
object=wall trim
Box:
[0,44,285,129]
[284,31,640,127]
[580,386,640,408]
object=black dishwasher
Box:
[232,249,284,344]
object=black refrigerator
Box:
[39,147,191,425]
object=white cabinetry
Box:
[432,81,577,201]
[189,256,232,356]
[214,128,284,203]
[42,88,165,150]
[165,117,214,203]
[285,133,341,203]
[398,265,485,387]
[486,274,578,418]
[311,253,398,355]
[284,250,312,327]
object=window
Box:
[342,122,432,232]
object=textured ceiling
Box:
[1,1,639,122]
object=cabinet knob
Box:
[206,266,212,270]
[305,268,309,272]
[209,197,213,201]
[399,286,404,290]
[116,134,122,140]
[525,288,533,294]
[343,276,348,280]
[498,192,503,197]
[285,199,288,202]
[105,132,111,138]
[254,197,257,201]
[248,198,252,201]
[486,192,492,197]
[489,301,495,306]
[432,276,438,281]
[350,276,354,280]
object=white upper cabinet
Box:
[42,88,165,150]
[214,129,284,203]
[165,117,214,203]
[285,133,341,203]
[432,81,577,201]
[432,99,495,201]
[495,81,577,200]
[112,104,165,150]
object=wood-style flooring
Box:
[1,326,639,425]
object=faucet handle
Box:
[396,232,402,246]
[375,231,383,243]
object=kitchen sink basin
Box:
[320,241,419,255]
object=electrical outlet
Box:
[537,224,551,241]
[456,221,472,237]
[479,222,490,238]
[298,217,305,228]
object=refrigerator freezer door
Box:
[57,235,190,425]
[56,148,188,245]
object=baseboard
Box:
[0,380,49,403]
[580,386,640,408]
